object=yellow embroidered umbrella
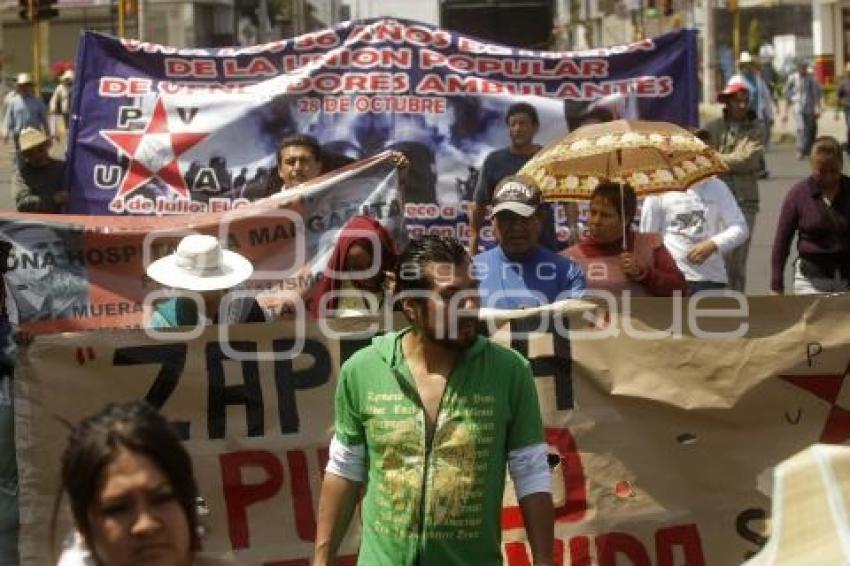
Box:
[519,119,728,201]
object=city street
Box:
[749,140,810,294]
[0,122,836,295]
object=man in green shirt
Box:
[314,235,554,565]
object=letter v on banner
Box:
[177,106,199,124]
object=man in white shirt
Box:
[640,176,749,294]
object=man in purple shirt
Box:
[771,136,850,294]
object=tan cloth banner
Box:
[16,295,850,564]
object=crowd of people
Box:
[0,51,848,566]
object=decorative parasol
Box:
[519,119,728,202]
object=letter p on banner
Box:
[220,450,284,549]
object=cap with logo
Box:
[490,176,543,218]
[717,75,750,102]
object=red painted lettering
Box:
[596,533,651,566]
[220,450,284,549]
[165,58,192,77]
[420,49,446,70]
[505,539,565,566]
[287,450,317,542]
[98,78,152,97]
[569,536,591,566]
[502,427,587,530]
[656,524,705,566]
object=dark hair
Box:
[394,235,469,295]
[505,102,539,126]
[591,181,637,222]
[277,134,321,163]
[57,401,200,557]
[812,136,843,163]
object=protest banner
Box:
[15,295,850,564]
[0,154,401,331]
[67,18,698,247]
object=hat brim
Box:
[491,202,537,218]
[717,89,747,102]
[20,140,49,152]
[146,250,253,291]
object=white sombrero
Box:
[146,234,253,291]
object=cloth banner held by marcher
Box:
[14,295,850,563]
[0,154,402,332]
[66,18,698,249]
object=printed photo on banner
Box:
[66,18,697,251]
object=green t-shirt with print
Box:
[333,328,544,565]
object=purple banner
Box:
[67,17,698,249]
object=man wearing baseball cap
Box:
[12,127,67,213]
[3,73,49,169]
[702,75,765,293]
[472,175,585,309]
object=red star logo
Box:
[101,97,208,201]
[780,362,850,444]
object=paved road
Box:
[749,142,809,294]
[0,126,833,295]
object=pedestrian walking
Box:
[641,175,749,294]
[12,127,67,213]
[836,63,850,152]
[469,103,558,254]
[473,176,585,309]
[2,73,49,170]
[783,60,822,160]
[314,235,554,566]
[703,76,765,292]
[49,69,73,139]
[565,181,687,296]
[771,136,850,294]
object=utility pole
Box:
[137,0,144,40]
[701,0,716,104]
[29,0,40,88]
[19,0,57,87]
[117,0,125,37]
[730,0,739,58]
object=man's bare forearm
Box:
[519,491,554,566]
[313,472,363,566]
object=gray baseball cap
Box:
[491,176,543,218]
